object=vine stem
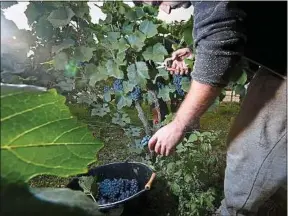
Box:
[135,101,151,136]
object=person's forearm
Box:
[173,80,222,131]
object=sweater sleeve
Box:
[191,1,247,87]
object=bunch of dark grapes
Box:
[97,178,139,205]
[140,135,151,146]
[103,86,109,93]
[173,75,185,96]
[130,86,141,101]
[156,82,164,89]
[113,79,123,92]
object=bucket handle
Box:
[145,172,156,190]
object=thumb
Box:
[171,50,181,60]
[148,134,157,152]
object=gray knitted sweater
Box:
[190,1,287,87]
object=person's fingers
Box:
[160,144,166,155]
[148,135,157,152]
[171,50,182,60]
[171,60,178,69]
[154,141,161,154]
[165,147,171,156]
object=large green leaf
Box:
[74,46,95,62]
[122,22,134,35]
[142,43,168,62]
[91,104,110,117]
[122,81,136,94]
[139,20,158,38]
[107,32,120,43]
[183,27,193,45]
[127,31,146,52]
[47,7,75,28]
[35,16,54,40]
[53,52,69,70]
[158,85,171,102]
[106,60,124,79]
[24,2,41,25]
[86,64,108,86]
[153,68,170,83]
[181,77,191,92]
[117,95,133,110]
[52,39,75,54]
[127,62,149,88]
[236,71,247,85]
[0,84,103,183]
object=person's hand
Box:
[148,121,185,156]
[167,48,193,75]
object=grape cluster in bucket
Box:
[97,178,139,205]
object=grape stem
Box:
[135,101,151,136]
[88,193,97,202]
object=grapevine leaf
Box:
[145,91,155,105]
[24,3,41,25]
[52,39,75,54]
[78,176,95,194]
[124,126,142,137]
[188,133,198,142]
[86,64,108,86]
[236,71,247,85]
[118,38,129,52]
[91,104,110,117]
[107,32,120,43]
[139,20,158,38]
[56,79,75,92]
[0,84,103,183]
[1,1,17,9]
[234,84,246,97]
[158,85,171,102]
[76,92,96,105]
[135,7,145,18]
[73,4,90,18]
[53,52,68,70]
[119,5,126,15]
[180,77,191,92]
[116,51,126,65]
[153,68,169,83]
[122,23,134,35]
[74,46,95,62]
[106,60,124,79]
[111,113,131,127]
[184,59,194,68]
[127,31,145,52]
[123,81,136,94]
[47,7,75,28]
[117,95,133,110]
[35,16,54,40]
[142,43,168,62]
[127,62,149,88]
[126,10,137,20]
[183,27,193,45]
